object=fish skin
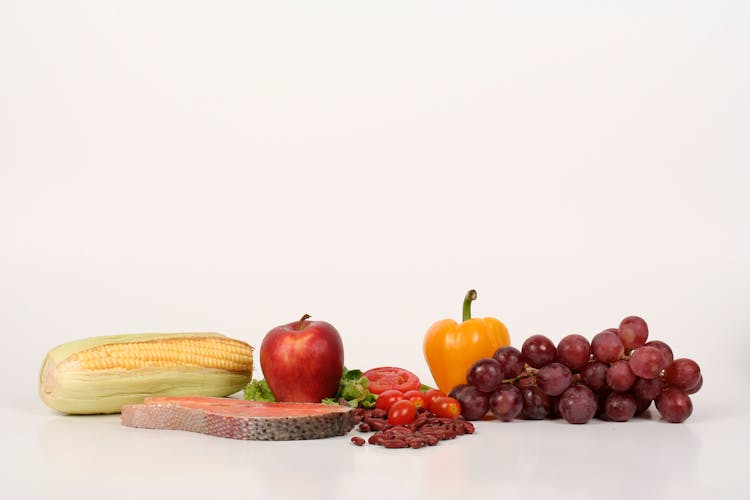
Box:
[121,396,356,440]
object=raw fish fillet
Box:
[121,396,355,440]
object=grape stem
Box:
[502,366,539,384]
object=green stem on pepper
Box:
[462,289,478,322]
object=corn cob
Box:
[39,332,254,415]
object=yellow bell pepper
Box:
[423,290,511,394]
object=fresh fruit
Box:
[656,388,693,423]
[604,392,637,422]
[606,360,636,392]
[259,314,344,403]
[559,385,597,424]
[363,366,421,394]
[618,316,649,349]
[375,390,405,411]
[40,333,254,414]
[449,384,489,420]
[451,315,702,424]
[556,334,591,371]
[423,289,511,393]
[466,358,504,393]
[629,346,665,379]
[536,362,573,396]
[664,358,701,390]
[521,335,556,368]
[431,396,462,419]
[492,346,525,378]
[489,384,522,421]
[520,385,551,420]
[591,329,624,363]
[387,399,417,425]
[645,340,674,367]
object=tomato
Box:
[423,388,447,411]
[375,390,405,411]
[403,390,427,409]
[431,396,461,419]
[387,399,417,425]
[363,367,421,394]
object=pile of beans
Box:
[350,407,474,449]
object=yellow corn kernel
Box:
[39,333,254,415]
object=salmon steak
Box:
[121,396,356,440]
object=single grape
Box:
[604,392,637,422]
[645,340,674,367]
[520,385,551,420]
[489,384,523,421]
[580,361,609,393]
[618,316,649,349]
[606,360,636,392]
[536,362,573,396]
[493,346,525,378]
[656,388,693,423]
[629,346,665,379]
[521,335,557,368]
[466,358,504,393]
[591,330,625,363]
[449,384,489,421]
[558,385,597,424]
[556,334,591,371]
[664,358,701,390]
[685,375,703,395]
[632,377,663,401]
[634,396,652,416]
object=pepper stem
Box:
[462,290,477,322]
[297,314,311,330]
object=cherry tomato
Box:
[423,388,447,411]
[431,396,462,419]
[363,367,421,394]
[387,399,417,425]
[375,390,405,411]
[403,390,427,409]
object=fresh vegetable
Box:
[375,390,405,411]
[363,366,421,394]
[430,396,462,419]
[243,379,276,402]
[423,290,511,394]
[423,388,447,410]
[322,368,377,408]
[403,390,427,409]
[39,332,254,415]
[387,399,417,425]
[260,314,344,402]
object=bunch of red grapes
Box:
[450,316,702,424]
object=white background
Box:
[1,1,748,498]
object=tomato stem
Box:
[462,290,477,322]
[297,313,311,330]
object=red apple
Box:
[259,314,344,402]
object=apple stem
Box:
[297,314,311,330]
[462,290,477,322]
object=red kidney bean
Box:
[351,436,366,446]
[358,423,371,432]
[383,439,409,449]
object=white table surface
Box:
[3,389,747,499]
